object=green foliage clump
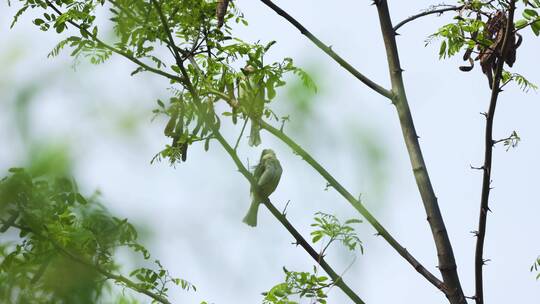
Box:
[0,168,192,303]
[311,212,363,254]
[263,266,330,304]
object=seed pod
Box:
[181,143,188,162]
[204,137,210,151]
[216,0,230,28]
[164,107,178,137]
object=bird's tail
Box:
[242,197,260,227]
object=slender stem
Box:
[374,1,466,303]
[5,222,172,304]
[259,0,392,99]
[260,120,447,294]
[212,132,366,304]
[234,118,249,151]
[151,0,184,68]
[474,3,516,304]
[393,5,464,32]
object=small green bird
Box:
[243,149,283,227]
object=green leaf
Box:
[531,19,540,35]
[515,19,529,29]
[438,40,447,59]
[524,8,538,20]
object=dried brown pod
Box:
[459,10,522,89]
[216,0,231,28]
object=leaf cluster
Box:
[262,266,330,304]
[310,212,363,254]
[429,0,538,90]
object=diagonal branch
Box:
[374,1,466,303]
[393,4,464,32]
[259,120,447,294]
[474,2,517,304]
[259,0,393,99]
[212,132,366,304]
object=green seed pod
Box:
[164,113,177,137]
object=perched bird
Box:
[243,149,282,227]
[216,0,231,28]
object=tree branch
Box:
[373,1,466,303]
[474,3,516,304]
[259,120,447,294]
[259,0,392,99]
[212,132,366,304]
[393,4,464,32]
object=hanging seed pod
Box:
[192,116,203,136]
[216,0,231,28]
[174,103,184,138]
[181,142,188,162]
[164,107,178,137]
[204,137,210,151]
[232,107,238,124]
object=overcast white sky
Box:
[1,1,540,303]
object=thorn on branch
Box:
[470,164,485,170]
[470,230,479,237]
[282,200,291,215]
[482,258,491,265]
[480,112,488,118]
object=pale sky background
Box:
[1,1,539,303]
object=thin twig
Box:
[393,5,464,32]
[259,0,392,99]
[234,118,249,151]
[474,2,516,304]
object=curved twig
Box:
[393,5,464,32]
